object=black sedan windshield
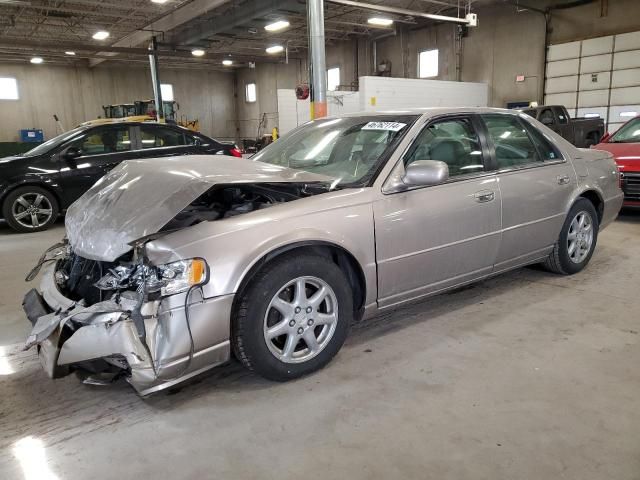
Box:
[252,115,419,186]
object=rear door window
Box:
[482,114,542,169]
[140,126,186,149]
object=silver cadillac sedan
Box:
[23,108,623,395]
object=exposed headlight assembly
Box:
[95,258,208,296]
[155,258,209,296]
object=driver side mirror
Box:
[402,160,449,187]
[61,146,82,168]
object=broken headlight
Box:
[95,258,209,296]
[154,258,209,296]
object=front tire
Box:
[232,253,353,381]
[543,198,599,275]
[2,186,59,233]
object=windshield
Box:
[251,115,419,186]
[610,118,640,143]
[22,126,87,157]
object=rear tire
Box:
[2,186,59,233]
[232,253,352,381]
[543,198,599,275]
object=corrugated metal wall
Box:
[545,31,640,132]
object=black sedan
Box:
[0,121,241,232]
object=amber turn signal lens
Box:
[189,259,207,285]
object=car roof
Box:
[324,107,523,120]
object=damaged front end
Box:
[22,156,333,394]
[23,241,232,395]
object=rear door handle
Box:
[474,190,495,203]
[557,175,571,185]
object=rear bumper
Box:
[24,263,234,395]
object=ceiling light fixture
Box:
[222,59,233,66]
[265,45,284,54]
[264,20,290,32]
[191,48,206,57]
[151,0,169,3]
[65,51,76,56]
[367,17,394,26]
[92,30,110,40]
[30,57,43,64]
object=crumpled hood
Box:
[66,155,332,262]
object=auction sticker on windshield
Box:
[361,121,407,132]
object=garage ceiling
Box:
[0,0,477,69]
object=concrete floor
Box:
[0,213,639,480]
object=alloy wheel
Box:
[567,210,594,264]
[263,276,339,364]
[11,193,53,229]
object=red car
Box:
[593,116,640,207]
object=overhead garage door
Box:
[545,31,640,133]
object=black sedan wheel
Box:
[2,187,59,233]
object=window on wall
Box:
[246,83,257,103]
[160,83,174,102]
[327,67,340,91]
[418,49,439,78]
[0,77,19,100]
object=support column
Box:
[307,0,327,119]
[148,36,165,123]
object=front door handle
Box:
[474,190,495,203]
[557,175,571,185]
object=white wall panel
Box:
[546,59,580,77]
[577,89,609,107]
[547,41,580,61]
[615,31,640,51]
[609,105,640,123]
[608,123,624,133]
[579,54,612,73]
[578,72,611,91]
[581,36,614,56]
[610,86,640,105]
[359,76,488,111]
[577,107,607,119]
[611,68,640,88]
[613,50,640,70]
[544,92,577,108]
[546,75,579,94]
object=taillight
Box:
[229,147,242,158]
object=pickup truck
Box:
[520,105,605,148]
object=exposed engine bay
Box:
[161,182,318,231]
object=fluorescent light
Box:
[92,30,110,40]
[265,45,284,54]
[151,0,169,3]
[584,113,600,118]
[191,48,205,57]
[30,57,43,64]
[367,17,394,26]
[620,111,638,118]
[65,51,76,56]
[222,59,233,66]
[265,20,290,32]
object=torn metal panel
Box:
[65,155,332,262]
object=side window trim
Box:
[519,115,566,163]
[401,113,490,179]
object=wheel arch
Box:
[577,188,604,224]
[233,241,367,317]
